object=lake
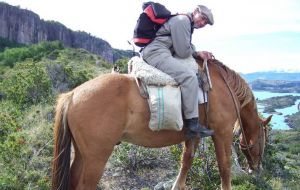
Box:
[253,91,300,130]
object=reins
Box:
[213,59,263,167]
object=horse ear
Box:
[263,115,272,126]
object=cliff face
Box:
[0,2,113,62]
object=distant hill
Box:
[0,2,133,63]
[250,79,300,93]
[241,72,300,82]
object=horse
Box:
[51,58,272,190]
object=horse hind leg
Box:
[69,125,117,190]
[172,138,200,190]
[73,145,114,190]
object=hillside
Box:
[0,42,113,189]
[0,2,133,63]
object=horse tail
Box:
[52,91,74,190]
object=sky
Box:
[2,0,300,73]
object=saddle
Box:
[128,56,211,131]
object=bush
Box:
[110,143,165,170]
[114,58,129,73]
[0,101,22,142]
[170,139,220,189]
[1,60,52,107]
[0,41,64,68]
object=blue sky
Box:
[2,0,300,73]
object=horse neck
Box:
[209,59,253,108]
[207,59,261,143]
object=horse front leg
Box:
[172,138,200,190]
[213,132,233,190]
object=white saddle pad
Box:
[128,56,178,86]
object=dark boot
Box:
[184,118,214,139]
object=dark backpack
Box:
[133,2,173,47]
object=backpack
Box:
[133,2,173,47]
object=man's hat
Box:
[197,5,214,25]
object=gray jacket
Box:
[142,13,195,64]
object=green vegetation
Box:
[285,112,300,130]
[114,57,129,73]
[0,41,64,68]
[106,128,300,189]
[0,40,299,189]
[113,48,135,62]
[0,41,112,189]
[268,130,300,189]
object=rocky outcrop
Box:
[0,2,113,62]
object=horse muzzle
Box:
[248,164,263,175]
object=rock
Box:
[154,179,174,190]
[112,171,122,177]
[154,182,164,190]
[163,180,174,190]
[0,92,5,100]
[46,64,70,92]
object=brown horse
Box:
[51,58,271,190]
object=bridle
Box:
[239,121,266,168]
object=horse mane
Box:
[209,59,254,108]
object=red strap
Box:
[144,5,167,24]
[133,38,151,44]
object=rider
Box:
[141,5,214,139]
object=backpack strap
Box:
[156,14,193,37]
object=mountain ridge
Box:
[0,2,133,63]
[241,71,300,82]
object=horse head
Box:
[239,115,272,173]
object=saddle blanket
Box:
[128,56,208,131]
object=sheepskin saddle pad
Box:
[128,56,198,86]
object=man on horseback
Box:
[141,5,214,139]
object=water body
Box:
[253,91,300,130]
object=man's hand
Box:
[196,51,213,60]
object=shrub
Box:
[110,143,165,170]
[170,139,220,189]
[1,60,52,107]
[0,41,64,68]
[114,58,129,73]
